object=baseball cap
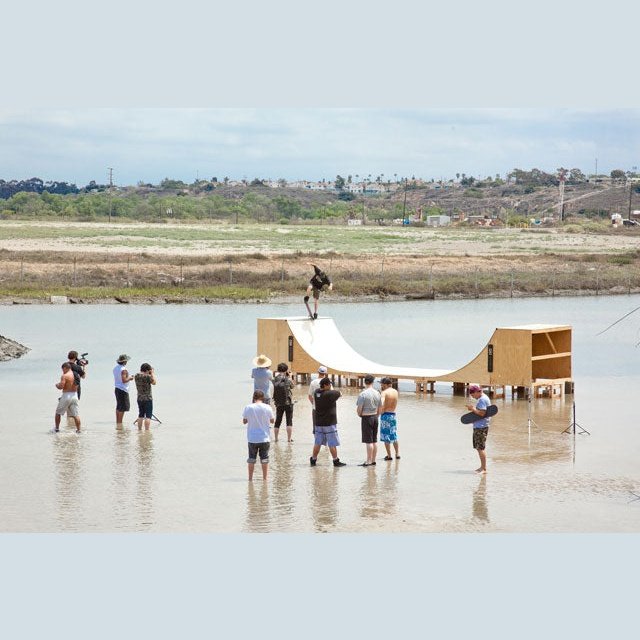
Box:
[318,365,328,373]
[468,384,482,393]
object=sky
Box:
[1,108,638,187]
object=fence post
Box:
[228,261,233,285]
[73,256,77,287]
[551,271,556,297]
[510,270,514,298]
[281,257,285,284]
[596,266,600,295]
[20,256,24,283]
[474,270,479,298]
[380,255,385,286]
[127,256,131,288]
[429,262,433,295]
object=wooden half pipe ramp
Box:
[257,317,572,392]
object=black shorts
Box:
[247,442,270,463]
[115,388,130,412]
[137,399,153,419]
[361,415,379,443]
[275,404,293,428]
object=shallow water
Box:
[1,295,639,532]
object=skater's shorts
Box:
[473,427,489,451]
[314,425,340,447]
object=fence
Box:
[1,253,639,300]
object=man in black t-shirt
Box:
[309,378,346,467]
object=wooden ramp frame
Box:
[257,317,572,392]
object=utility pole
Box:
[558,169,566,221]
[402,178,408,224]
[108,167,114,223]
[628,180,634,220]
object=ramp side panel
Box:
[440,328,533,386]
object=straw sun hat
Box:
[253,354,272,367]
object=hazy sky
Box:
[1,108,638,187]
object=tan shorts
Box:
[56,392,79,417]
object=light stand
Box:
[562,400,590,436]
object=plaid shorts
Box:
[472,427,489,451]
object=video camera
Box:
[78,352,89,366]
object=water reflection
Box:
[134,431,155,530]
[358,461,401,521]
[472,474,489,523]
[52,432,85,531]
[270,443,295,523]
[111,429,133,529]
[245,482,271,532]
[310,465,340,532]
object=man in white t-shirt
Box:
[308,365,328,433]
[242,390,275,481]
[113,353,134,427]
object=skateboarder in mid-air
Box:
[304,263,332,319]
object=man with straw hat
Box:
[251,354,273,405]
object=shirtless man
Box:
[379,377,400,460]
[54,362,81,433]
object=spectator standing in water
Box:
[251,354,273,405]
[134,363,157,431]
[379,377,400,460]
[242,390,274,481]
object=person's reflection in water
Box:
[359,468,381,519]
[111,428,134,527]
[472,474,489,524]
[244,482,271,532]
[380,459,400,518]
[135,431,155,530]
[52,434,85,531]
[270,444,295,523]
[310,466,340,532]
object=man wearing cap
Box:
[310,378,346,467]
[113,354,134,427]
[251,354,273,405]
[356,374,381,466]
[308,365,328,432]
[465,384,491,474]
[379,377,400,460]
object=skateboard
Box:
[460,404,498,424]
[303,295,314,320]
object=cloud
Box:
[0,108,638,185]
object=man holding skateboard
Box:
[465,384,491,474]
[304,263,332,319]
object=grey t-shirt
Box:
[356,387,381,416]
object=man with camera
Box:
[66,350,87,399]
[272,362,295,443]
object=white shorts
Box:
[56,392,79,417]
